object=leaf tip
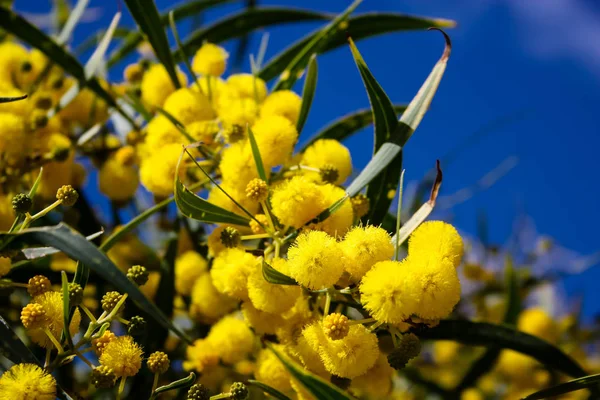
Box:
[428,28,452,61]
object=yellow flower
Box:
[184,338,220,373]
[0,42,28,85]
[0,82,29,116]
[287,231,344,290]
[219,142,259,191]
[50,252,77,273]
[255,347,292,393]
[144,115,182,151]
[27,291,81,349]
[175,250,208,296]
[408,221,464,268]
[245,178,268,202]
[301,139,352,184]
[247,258,302,314]
[0,363,56,400]
[341,226,394,280]
[404,253,461,320]
[496,350,539,383]
[517,307,558,344]
[0,195,15,231]
[206,314,255,364]
[187,120,220,144]
[433,340,460,364]
[60,86,108,126]
[0,112,25,165]
[192,76,227,103]
[360,260,419,324]
[98,157,139,202]
[308,184,354,237]
[319,324,379,378]
[270,176,323,229]
[252,115,298,169]
[99,335,144,377]
[241,301,284,335]
[163,88,214,124]
[260,90,302,124]
[92,330,117,356]
[141,64,188,109]
[218,97,259,136]
[322,313,349,340]
[291,327,329,377]
[226,73,268,101]
[0,257,11,277]
[192,43,228,76]
[36,134,75,200]
[277,296,315,344]
[351,354,394,398]
[461,388,484,400]
[190,273,237,323]
[210,248,258,300]
[140,143,185,197]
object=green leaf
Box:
[296,54,318,134]
[56,0,89,45]
[61,271,74,348]
[394,170,405,260]
[75,27,132,55]
[0,315,39,365]
[169,11,201,95]
[0,224,192,344]
[154,372,196,395]
[248,126,267,181]
[248,380,292,400]
[345,29,451,198]
[107,0,238,67]
[262,259,298,286]
[418,320,589,379]
[503,256,521,325]
[174,8,331,62]
[300,105,407,152]
[268,343,354,400]
[125,0,181,88]
[273,0,360,91]
[259,13,456,82]
[0,94,27,103]
[522,373,600,400]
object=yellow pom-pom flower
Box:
[192,43,228,76]
[187,120,219,144]
[318,324,379,378]
[0,257,10,278]
[98,157,139,202]
[247,258,302,314]
[518,307,558,344]
[408,221,464,268]
[301,139,352,184]
[141,64,188,109]
[287,231,344,290]
[218,97,259,136]
[252,115,298,169]
[226,73,268,102]
[175,250,208,296]
[241,301,284,335]
[206,314,255,364]
[163,88,214,124]
[351,354,395,398]
[0,112,25,165]
[99,335,144,378]
[140,143,185,197]
[0,195,15,231]
[360,260,419,324]
[21,303,47,329]
[0,42,29,84]
[323,313,349,340]
[255,347,292,393]
[0,363,56,400]
[93,330,117,356]
[260,90,302,124]
[144,115,182,151]
[184,339,220,373]
[270,176,323,229]
[496,350,539,383]
[210,248,258,300]
[311,184,354,238]
[340,226,394,280]
[190,274,237,323]
[27,291,81,349]
[219,142,259,191]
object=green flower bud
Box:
[387,333,421,370]
[91,366,116,389]
[101,291,123,313]
[12,193,32,214]
[187,384,210,400]
[68,282,83,306]
[230,382,248,400]
[220,227,241,248]
[128,315,146,335]
[127,265,149,286]
[320,164,339,184]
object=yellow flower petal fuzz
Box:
[60,86,108,126]
[270,176,322,229]
[0,257,10,278]
[206,314,255,364]
[210,248,258,300]
[301,139,352,184]
[360,260,419,324]
[318,324,379,378]
[518,307,558,344]
[251,115,298,169]
[310,184,354,238]
[184,338,220,373]
[276,296,315,344]
[0,363,56,400]
[405,253,461,320]
[207,225,235,257]
[28,291,81,349]
[0,112,26,165]
[260,90,302,124]
[341,226,394,280]
[192,76,227,103]
[241,301,284,335]
[496,350,539,384]
[140,143,185,197]
[247,258,302,314]
[226,73,268,101]
[218,96,259,133]
[461,388,484,400]
[192,43,228,76]
[408,221,464,268]
[0,42,28,84]
[98,158,139,202]
[187,120,220,144]
[255,347,292,393]
[141,64,188,109]
[190,274,237,323]
[219,142,259,190]
[99,335,144,378]
[175,250,208,296]
[0,195,15,231]
[144,114,182,150]
[433,340,460,364]
[287,231,344,290]
[291,330,329,377]
[351,354,394,398]
[163,88,214,124]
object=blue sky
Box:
[16,0,600,314]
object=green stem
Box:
[241,233,270,240]
[210,393,232,400]
[349,318,375,325]
[323,291,332,318]
[116,376,127,400]
[150,373,159,396]
[98,293,128,324]
[43,328,64,353]
[80,305,97,323]
[19,200,62,231]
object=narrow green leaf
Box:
[61,271,74,348]
[262,259,298,286]
[83,12,121,79]
[522,373,600,400]
[248,380,292,400]
[259,13,456,82]
[107,0,238,67]
[125,0,180,88]
[345,30,451,198]
[174,8,331,62]
[154,372,197,395]
[0,224,192,344]
[300,105,407,151]
[503,256,521,325]
[0,94,27,103]
[155,107,195,143]
[296,55,318,134]
[394,170,405,260]
[418,320,589,379]
[56,0,89,44]
[247,126,267,181]
[0,315,39,365]
[268,344,354,400]
[75,27,132,55]
[273,1,361,91]
[169,11,202,94]
[28,167,43,198]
